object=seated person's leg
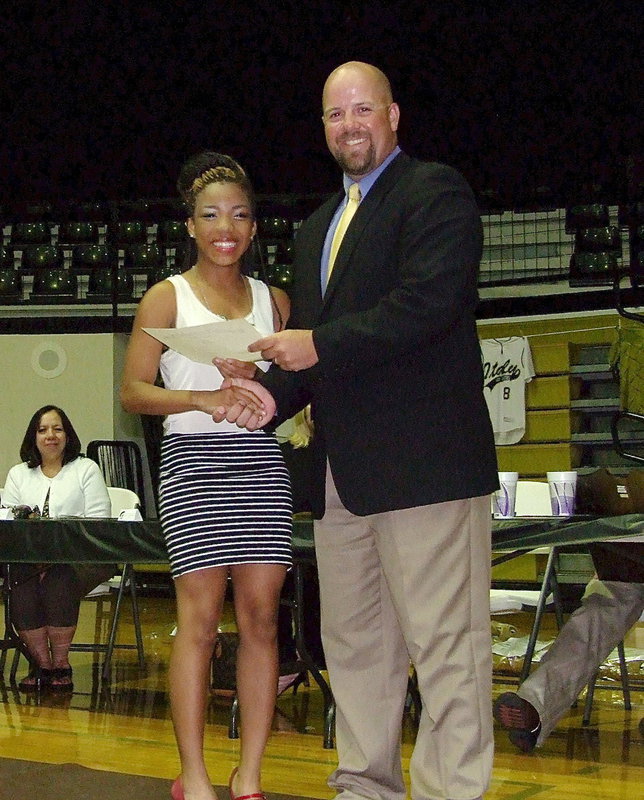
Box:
[10,565,54,689]
[41,564,83,689]
[494,580,644,751]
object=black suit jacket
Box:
[263,152,498,517]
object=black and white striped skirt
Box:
[159,432,293,578]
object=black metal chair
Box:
[10,221,51,246]
[0,565,31,681]
[86,440,147,517]
[107,220,148,245]
[569,225,625,287]
[1,245,15,268]
[84,441,150,678]
[29,268,77,302]
[70,243,117,274]
[221,527,336,749]
[57,221,99,245]
[147,261,182,288]
[124,243,163,273]
[565,203,610,233]
[87,267,134,302]
[20,244,64,273]
[157,220,188,245]
[63,487,146,679]
[0,269,22,303]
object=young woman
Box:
[120,152,292,800]
[3,405,112,691]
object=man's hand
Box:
[212,378,276,430]
[248,329,318,371]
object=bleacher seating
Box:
[124,243,163,272]
[30,268,77,303]
[87,268,134,302]
[0,269,22,303]
[157,220,188,245]
[10,222,51,247]
[20,244,64,273]
[0,192,640,311]
[70,244,117,274]
[58,221,100,246]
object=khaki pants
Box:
[315,465,492,800]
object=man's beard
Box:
[332,138,376,177]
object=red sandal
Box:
[228,767,267,800]
[170,776,184,800]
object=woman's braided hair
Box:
[177,152,256,216]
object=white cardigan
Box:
[2,457,111,518]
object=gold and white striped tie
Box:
[326,182,361,285]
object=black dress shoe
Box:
[508,725,541,753]
[493,692,541,753]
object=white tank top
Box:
[160,274,275,434]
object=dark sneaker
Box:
[493,692,542,753]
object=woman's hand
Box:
[192,379,276,430]
[215,380,276,430]
[212,357,258,381]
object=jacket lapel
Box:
[303,191,343,313]
[322,153,410,306]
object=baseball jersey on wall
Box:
[480,336,535,445]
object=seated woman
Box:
[2,405,112,692]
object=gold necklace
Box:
[194,273,254,321]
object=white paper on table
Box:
[143,320,264,364]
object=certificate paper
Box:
[143,320,263,364]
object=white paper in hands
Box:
[143,320,262,364]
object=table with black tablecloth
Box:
[1,513,642,743]
[0,517,167,682]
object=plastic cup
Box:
[492,471,519,518]
[547,471,577,516]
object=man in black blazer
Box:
[222,61,498,800]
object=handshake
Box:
[209,329,319,430]
[212,378,277,431]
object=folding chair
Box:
[68,486,146,679]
